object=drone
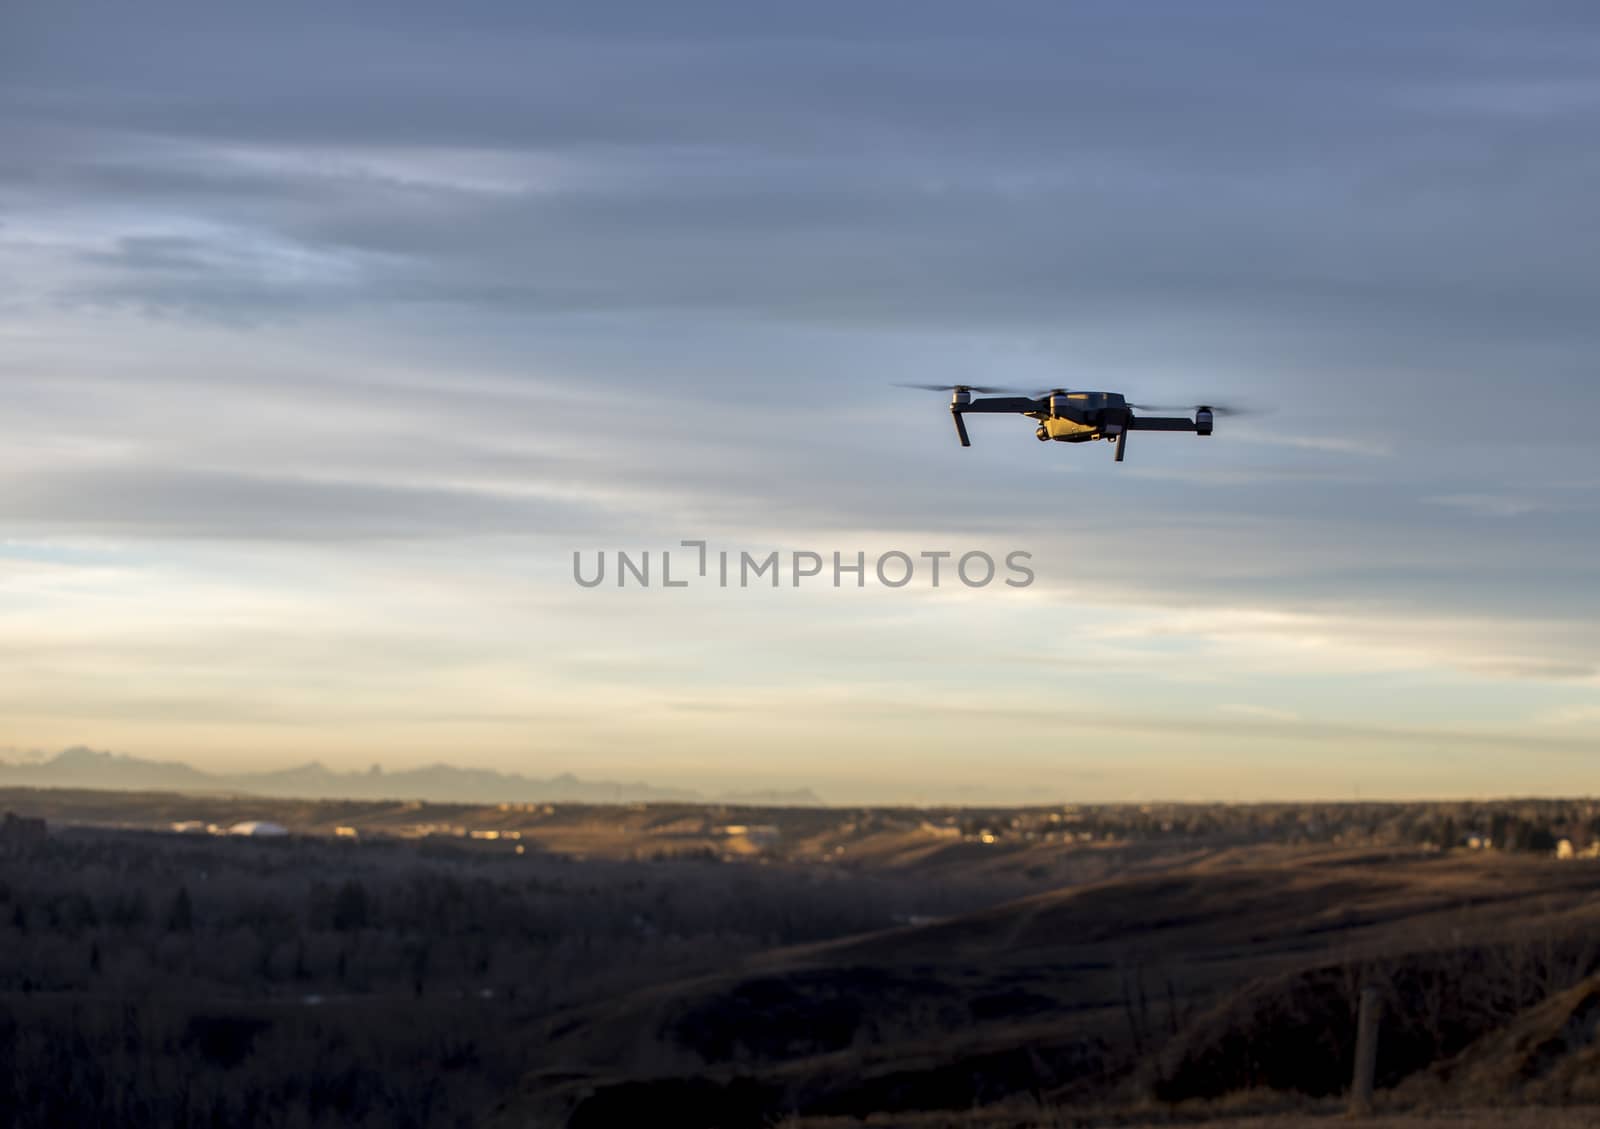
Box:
[897,384,1240,462]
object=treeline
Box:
[955,799,1600,854]
[0,827,1019,1129]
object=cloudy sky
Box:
[3,2,1598,802]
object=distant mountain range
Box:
[0,747,824,807]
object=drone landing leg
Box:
[1115,429,1128,462]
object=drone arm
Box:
[1127,415,1199,432]
[958,396,1046,413]
[949,395,1042,448]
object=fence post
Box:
[1348,986,1383,1117]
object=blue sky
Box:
[2,2,1598,802]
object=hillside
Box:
[7,790,1600,1127]
[486,849,1600,1127]
[1402,971,1600,1105]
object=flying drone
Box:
[897,384,1243,462]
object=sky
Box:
[2,1,1598,803]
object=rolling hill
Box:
[484,848,1600,1127]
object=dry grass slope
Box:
[487,849,1600,1128]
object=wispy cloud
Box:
[1425,493,1568,518]
[1216,703,1301,722]
[1236,432,1393,458]
[1534,704,1600,728]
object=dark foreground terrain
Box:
[3,790,1600,1128]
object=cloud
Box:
[5,4,1599,359]
[2,2,1599,796]
[1426,493,1568,518]
[1238,433,1393,458]
[1535,705,1600,727]
[0,463,613,541]
[1217,703,1301,722]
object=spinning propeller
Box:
[893,383,1036,446]
[891,383,1032,395]
[1127,401,1252,416]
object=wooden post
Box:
[1348,986,1382,1117]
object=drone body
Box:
[903,385,1220,463]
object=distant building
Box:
[227,820,289,838]
[170,820,208,835]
